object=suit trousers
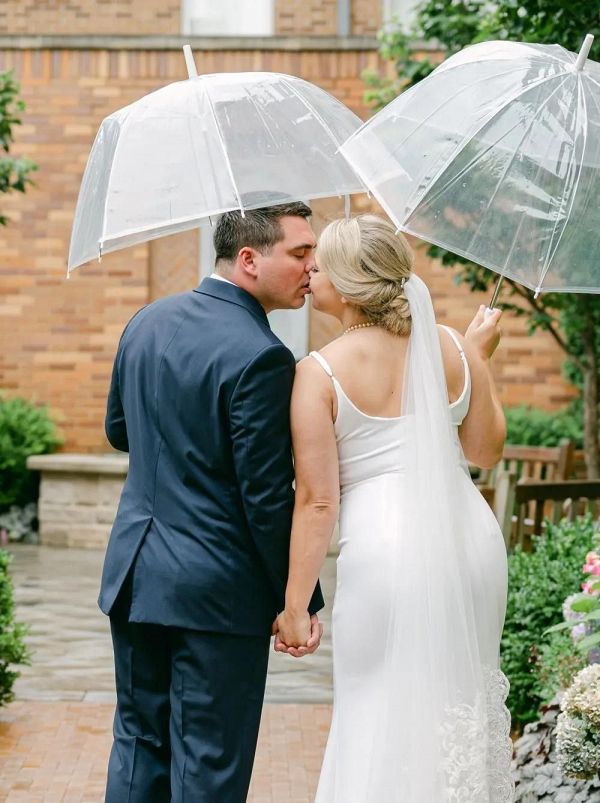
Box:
[105,586,270,803]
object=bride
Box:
[275,214,514,802]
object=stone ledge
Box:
[0,34,442,53]
[27,453,128,475]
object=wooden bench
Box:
[479,469,517,549]
[475,440,576,544]
[513,479,600,549]
[476,439,575,486]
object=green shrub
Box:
[504,404,583,449]
[501,516,597,728]
[0,393,62,511]
[0,549,30,706]
[531,629,588,707]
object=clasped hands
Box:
[272,610,323,658]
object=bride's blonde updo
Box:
[318,214,413,336]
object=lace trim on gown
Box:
[441,667,514,803]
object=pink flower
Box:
[582,581,600,596]
[593,565,600,576]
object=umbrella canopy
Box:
[340,36,600,295]
[68,70,365,273]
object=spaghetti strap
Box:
[438,325,471,412]
[309,351,334,378]
[438,324,465,359]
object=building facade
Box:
[0,0,576,452]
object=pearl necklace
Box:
[342,322,377,336]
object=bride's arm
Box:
[278,357,340,648]
[460,307,506,469]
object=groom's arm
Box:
[105,308,146,453]
[105,347,129,453]
[230,343,324,615]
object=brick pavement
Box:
[0,701,331,803]
[0,545,336,802]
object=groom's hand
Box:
[274,612,323,658]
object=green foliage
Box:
[486,1,600,51]
[531,629,588,706]
[501,516,598,727]
[0,393,63,510]
[0,550,30,706]
[504,404,584,449]
[362,25,436,113]
[0,70,37,226]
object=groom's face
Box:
[255,215,316,312]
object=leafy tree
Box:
[0,70,37,227]
[364,2,600,476]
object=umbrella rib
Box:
[492,88,574,291]
[364,65,529,192]
[403,70,571,222]
[278,75,369,195]
[583,73,600,93]
[98,107,134,257]
[441,75,572,259]
[201,77,246,217]
[239,84,281,149]
[537,75,590,294]
[430,50,567,82]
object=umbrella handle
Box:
[484,274,505,319]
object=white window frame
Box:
[382,0,419,31]
[182,0,275,37]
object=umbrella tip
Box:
[183,44,198,79]
[575,34,594,71]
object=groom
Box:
[99,201,324,802]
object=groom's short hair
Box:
[214,201,312,266]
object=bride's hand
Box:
[274,612,323,658]
[465,305,502,362]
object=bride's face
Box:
[308,255,344,317]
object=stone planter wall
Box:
[26,453,341,553]
[26,454,128,549]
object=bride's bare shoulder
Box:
[295,353,333,383]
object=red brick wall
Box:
[0,45,576,453]
[274,0,382,36]
[274,0,338,35]
[0,0,383,38]
[0,1,181,35]
[352,0,381,35]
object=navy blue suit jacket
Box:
[99,277,324,636]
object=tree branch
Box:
[506,279,585,371]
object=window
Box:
[382,0,419,31]
[182,0,274,36]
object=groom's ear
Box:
[238,246,259,278]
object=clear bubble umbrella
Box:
[68,47,366,274]
[340,34,600,300]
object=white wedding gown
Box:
[310,325,514,803]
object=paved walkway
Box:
[0,545,337,801]
[0,702,332,803]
